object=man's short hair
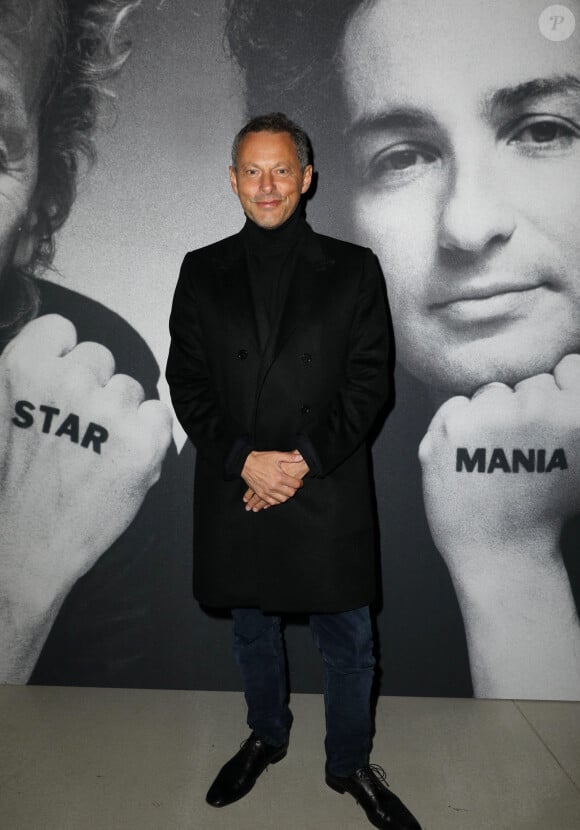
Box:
[231,112,313,170]
[3,0,139,343]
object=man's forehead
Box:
[238,131,298,159]
[344,0,580,47]
[342,0,580,119]
[240,130,293,146]
[0,0,56,108]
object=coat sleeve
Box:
[165,253,251,479]
[297,249,391,477]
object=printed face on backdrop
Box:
[0,1,49,296]
[229,130,313,229]
[342,0,580,397]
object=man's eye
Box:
[378,148,436,171]
[509,118,579,148]
[363,144,439,183]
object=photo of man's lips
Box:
[429,278,553,326]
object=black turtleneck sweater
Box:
[241,207,306,350]
[224,207,320,479]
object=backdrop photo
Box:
[1,0,578,700]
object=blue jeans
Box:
[232,606,375,777]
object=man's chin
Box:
[405,352,575,402]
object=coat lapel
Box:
[210,226,334,391]
[271,224,333,361]
[211,232,261,351]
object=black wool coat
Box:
[166,223,391,613]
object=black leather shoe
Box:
[326,764,422,830]
[206,732,288,807]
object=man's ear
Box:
[13,209,40,268]
[229,165,239,196]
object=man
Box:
[226,0,580,700]
[0,0,173,685]
[167,113,421,830]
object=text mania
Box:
[456,448,568,474]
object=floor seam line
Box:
[513,700,580,797]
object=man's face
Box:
[0,1,51,288]
[342,0,580,396]
[229,130,312,229]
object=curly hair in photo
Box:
[1,0,140,344]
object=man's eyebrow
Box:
[345,108,439,142]
[345,77,580,140]
[241,160,295,168]
[486,74,580,113]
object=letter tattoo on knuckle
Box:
[455,447,568,473]
[11,400,109,454]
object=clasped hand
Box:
[241,449,309,512]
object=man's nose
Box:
[438,154,516,254]
[259,170,274,192]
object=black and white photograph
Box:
[3,0,578,700]
[2,1,580,828]
[226,0,580,701]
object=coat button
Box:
[237,349,248,360]
[300,352,312,365]
[301,404,312,415]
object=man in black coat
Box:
[166,113,421,830]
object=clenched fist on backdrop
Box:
[0,315,173,682]
[419,355,580,699]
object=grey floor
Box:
[1,687,579,830]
